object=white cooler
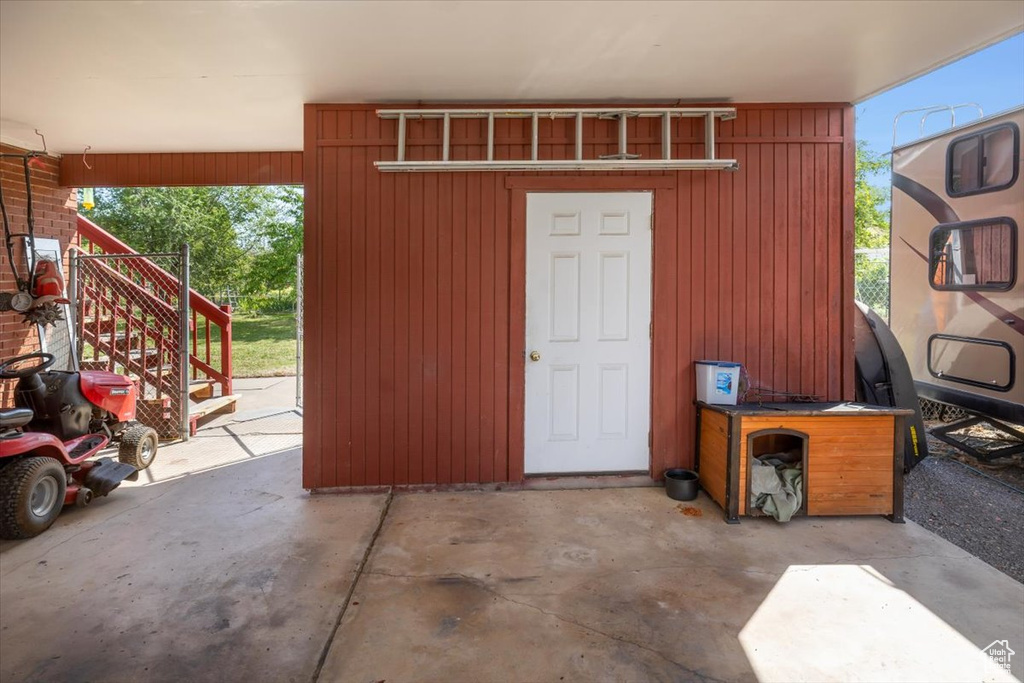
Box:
[695,361,742,405]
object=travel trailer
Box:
[889,105,1024,424]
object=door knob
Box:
[529,351,541,362]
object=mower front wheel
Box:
[119,424,158,470]
[0,457,67,540]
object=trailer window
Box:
[947,123,1019,196]
[929,219,1017,291]
[928,334,1014,392]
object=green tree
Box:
[853,142,892,316]
[855,141,891,249]
[82,186,303,301]
[237,186,304,294]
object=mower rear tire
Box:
[119,424,158,470]
[0,457,67,540]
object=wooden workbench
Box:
[695,402,913,523]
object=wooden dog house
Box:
[696,402,912,523]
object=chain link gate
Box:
[296,252,303,409]
[70,245,190,441]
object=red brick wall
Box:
[1,143,78,406]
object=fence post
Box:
[220,303,233,396]
[179,243,191,441]
[296,253,303,409]
[68,249,80,372]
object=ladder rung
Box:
[599,113,641,161]
[705,113,716,161]
[486,113,494,162]
[397,113,406,162]
[575,113,583,161]
[531,112,538,161]
[662,113,671,161]
[442,113,450,162]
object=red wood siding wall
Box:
[303,103,856,489]
[59,152,302,187]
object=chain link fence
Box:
[296,253,303,409]
[919,397,968,422]
[855,247,890,322]
[71,247,190,440]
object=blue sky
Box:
[857,33,1024,156]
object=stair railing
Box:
[75,215,233,397]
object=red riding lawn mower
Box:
[0,146,160,540]
[0,353,159,539]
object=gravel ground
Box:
[905,429,1024,584]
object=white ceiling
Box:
[1,0,1021,153]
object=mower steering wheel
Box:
[0,352,56,379]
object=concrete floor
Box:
[0,448,383,683]
[322,489,1024,683]
[3,485,1022,683]
[1,377,1022,682]
[133,376,302,486]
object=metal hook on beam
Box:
[34,129,47,155]
[83,145,93,170]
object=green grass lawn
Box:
[231,313,298,377]
[198,313,298,378]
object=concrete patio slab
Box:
[200,376,300,430]
[0,449,385,683]
[322,488,1024,683]
[127,409,302,484]
[3,437,1022,683]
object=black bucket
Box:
[664,469,699,501]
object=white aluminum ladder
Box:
[374,107,739,172]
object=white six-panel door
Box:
[524,192,653,474]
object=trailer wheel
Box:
[119,424,158,470]
[0,457,67,539]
